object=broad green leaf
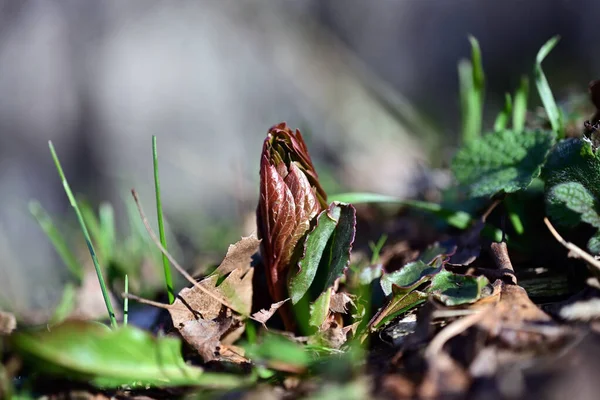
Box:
[307,203,356,328]
[494,93,512,132]
[543,139,600,228]
[534,36,563,137]
[328,192,473,230]
[452,129,555,197]
[319,203,356,290]
[428,270,489,306]
[288,206,340,304]
[512,76,529,132]
[547,182,600,228]
[10,321,248,389]
[380,260,442,296]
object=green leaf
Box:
[543,139,600,228]
[328,192,473,230]
[459,36,485,143]
[534,36,563,137]
[371,291,428,330]
[10,321,248,389]
[512,76,529,132]
[547,182,600,228]
[309,288,332,328]
[288,206,340,305]
[307,203,356,328]
[428,270,489,306]
[494,93,512,132]
[452,129,555,197]
[380,260,443,296]
[588,231,600,255]
[319,203,356,290]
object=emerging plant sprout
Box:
[257,123,328,329]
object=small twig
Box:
[131,189,242,314]
[482,199,501,222]
[425,307,488,359]
[544,217,600,273]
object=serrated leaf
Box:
[543,139,600,229]
[10,321,247,389]
[452,129,555,197]
[547,182,600,228]
[588,231,600,255]
[428,270,489,306]
[288,206,340,304]
[380,260,443,297]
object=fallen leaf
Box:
[0,310,16,335]
[252,299,289,327]
[329,292,355,314]
[127,236,260,362]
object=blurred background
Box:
[0,0,598,315]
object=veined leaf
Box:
[288,205,340,304]
[428,270,489,306]
[380,260,443,296]
[452,129,555,197]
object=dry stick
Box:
[425,307,488,359]
[130,189,243,315]
[544,217,600,273]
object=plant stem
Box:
[48,141,117,328]
[153,136,175,304]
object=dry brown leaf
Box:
[0,310,16,335]
[168,236,258,361]
[329,292,354,313]
[252,299,289,327]
[127,236,260,362]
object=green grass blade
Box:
[123,274,129,326]
[152,136,175,304]
[512,76,529,132]
[329,192,472,229]
[28,201,83,282]
[48,141,117,328]
[534,36,563,137]
[494,93,513,132]
[459,36,485,144]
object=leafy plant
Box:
[257,123,357,332]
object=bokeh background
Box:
[0,0,598,315]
